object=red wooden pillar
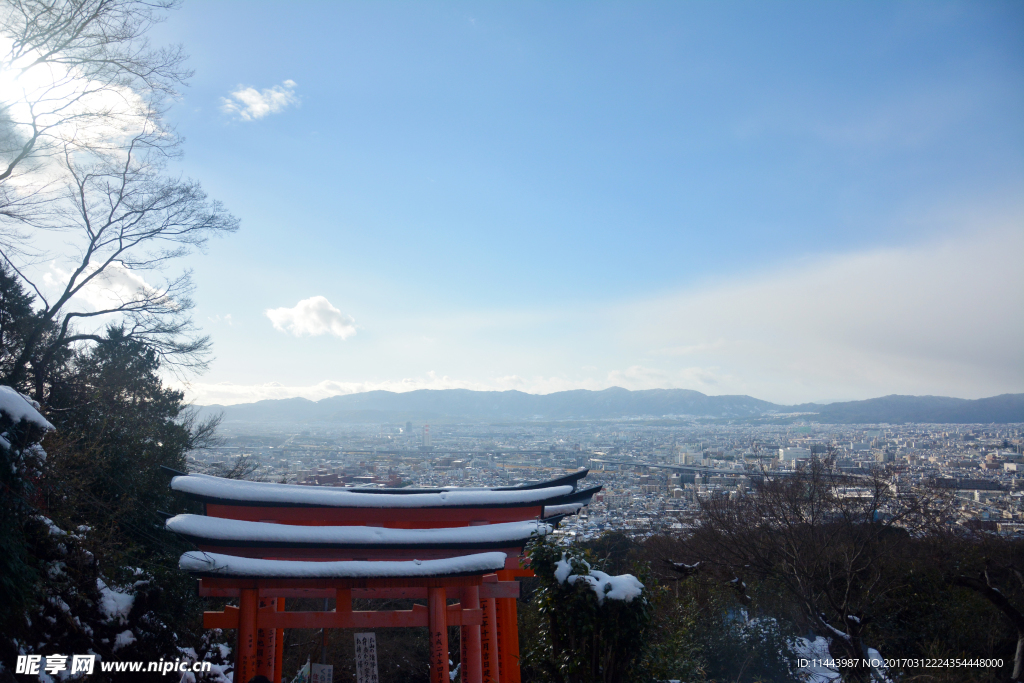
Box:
[274,598,285,683]
[256,598,277,679]
[428,587,449,683]
[481,598,499,683]
[495,570,521,683]
[236,588,258,683]
[462,586,483,683]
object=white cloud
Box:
[45,261,168,313]
[265,296,356,338]
[220,79,299,121]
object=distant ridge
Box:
[195,388,1024,425]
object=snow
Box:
[554,554,644,605]
[866,648,893,683]
[166,515,551,545]
[790,637,840,682]
[172,474,574,508]
[554,555,580,584]
[819,619,852,643]
[179,551,508,578]
[37,516,65,536]
[543,503,586,516]
[0,386,53,431]
[568,571,644,604]
[96,580,134,623]
[112,630,136,652]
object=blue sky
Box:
[144,1,1022,405]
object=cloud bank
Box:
[265,296,356,338]
[623,223,1023,402]
[220,79,299,121]
[193,225,1022,406]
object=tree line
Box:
[517,461,1024,683]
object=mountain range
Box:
[195,388,1024,425]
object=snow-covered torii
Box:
[169,471,600,683]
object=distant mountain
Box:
[195,388,1024,425]
[808,393,1024,424]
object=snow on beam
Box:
[180,551,508,579]
[197,583,521,600]
[167,515,551,547]
[171,474,574,508]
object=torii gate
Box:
[168,470,599,682]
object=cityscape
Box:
[190,412,1024,538]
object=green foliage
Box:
[0,261,36,386]
[524,535,653,683]
[43,326,206,564]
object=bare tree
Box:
[0,0,189,192]
[0,0,238,400]
[217,453,265,481]
[681,458,955,682]
[952,536,1024,682]
[2,122,238,398]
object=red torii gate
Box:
[168,471,599,683]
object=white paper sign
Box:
[354,632,379,683]
[310,663,333,683]
[290,659,310,683]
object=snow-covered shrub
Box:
[525,535,652,683]
[0,387,55,651]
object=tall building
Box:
[423,424,432,448]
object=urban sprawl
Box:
[190,419,1024,536]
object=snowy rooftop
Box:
[171,474,575,508]
[179,551,508,578]
[167,515,550,546]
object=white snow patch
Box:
[544,502,586,517]
[97,580,134,623]
[112,629,135,651]
[180,551,507,578]
[172,474,574,508]
[568,570,644,604]
[166,514,550,545]
[37,517,65,536]
[47,596,71,614]
[866,648,893,682]
[0,386,54,430]
[790,637,840,682]
[554,554,582,584]
[554,554,644,605]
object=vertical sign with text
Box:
[354,632,379,683]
